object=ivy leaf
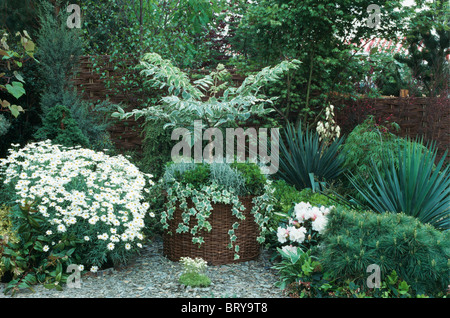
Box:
[5,81,25,99]
[9,104,24,118]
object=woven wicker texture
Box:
[163,196,261,265]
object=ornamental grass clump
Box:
[0,140,155,271]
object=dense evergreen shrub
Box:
[231,162,267,196]
[36,3,82,116]
[70,99,117,151]
[34,3,115,151]
[318,207,450,295]
[34,104,89,147]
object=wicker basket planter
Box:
[163,196,261,265]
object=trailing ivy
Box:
[161,162,277,260]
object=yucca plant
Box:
[348,139,449,230]
[277,122,346,191]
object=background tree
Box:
[230,0,411,128]
[395,0,449,96]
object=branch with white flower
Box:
[316,104,341,145]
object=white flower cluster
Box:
[277,202,331,245]
[316,104,341,142]
[0,140,154,257]
[179,256,208,274]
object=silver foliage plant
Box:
[162,161,247,196]
[112,52,301,131]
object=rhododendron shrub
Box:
[0,141,155,270]
[276,202,333,253]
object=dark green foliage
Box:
[81,0,223,68]
[277,122,346,191]
[163,161,267,196]
[230,0,409,126]
[32,2,115,151]
[340,116,435,206]
[1,203,78,295]
[231,162,267,196]
[140,119,173,180]
[177,164,211,189]
[319,207,450,295]
[370,53,410,97]
[70,99,117,151]
[395,1,449,96]
[0,0,39,37]
[34,92,116,151]
[33,3,116,152]
[34,104,89,148]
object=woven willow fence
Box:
[335,96,449,163]
[71,55,449,163]
[72,55,145,151]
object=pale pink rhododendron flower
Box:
[277,202,333,248]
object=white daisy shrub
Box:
[0,140,154,269]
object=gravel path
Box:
[0,237,288,298]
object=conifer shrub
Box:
[34,104,89,147]
[318,207,450,296]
